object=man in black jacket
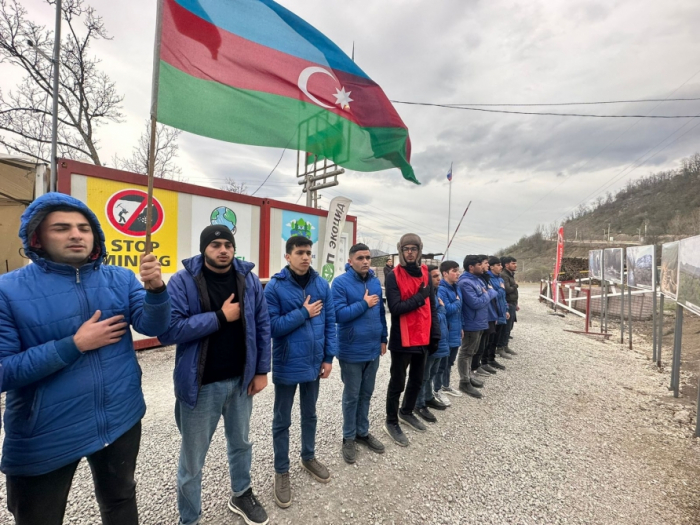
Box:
[500,256,519,354]
[383,257,394,281]
[384,234,440,447]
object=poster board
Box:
[678,235,700,315]
[189,195,260,267]
[626,245,655,290]
[660,241,680,300]
[603,247,623,284]
[589,250,602,280]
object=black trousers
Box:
[473,330,490,370]
[484,325,503,365]
[386,349,427,424]
[6,421,142,525]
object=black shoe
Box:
[459,382,483,399]
[480,364,497,374]
[504,346,518,355]
[342,438,356,464]
[489,360,506,371]
[229,488,269,525]
[416,406,437,423]
[509,335,513,340]
[398,411,427,432]
[425,396,448,411]
[383,421,409,446]
[356,433,385,454]
[470,377,484,388]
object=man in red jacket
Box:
[383,234,440,447]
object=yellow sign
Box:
[87,178,178,273]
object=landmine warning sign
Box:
[106,189,164,236]
[87,178,178,273]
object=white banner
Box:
[321,196,352,282]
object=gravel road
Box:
[2,285,700,524]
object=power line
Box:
[390,100,700,118]
[411,97,700,107]
[506,68,700,225]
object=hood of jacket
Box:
[20,192,106,269]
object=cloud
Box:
[2,0,700,261]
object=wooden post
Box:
[144,115,157,255]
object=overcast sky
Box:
[3,0,700,261]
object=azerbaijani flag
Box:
[153,0,417,183]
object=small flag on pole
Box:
[446,164,453,181]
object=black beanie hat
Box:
[200,225,235,253]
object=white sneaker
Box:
[434,391,451,406]
[441,386,463,398]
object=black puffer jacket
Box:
[502,269,519,304]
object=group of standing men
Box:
[0,193,519,525]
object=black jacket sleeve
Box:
[385,272,428,316]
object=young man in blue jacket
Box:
[159,225,271,525]
[332,243,388,465]
[435,260,464,400]
[0,193,171,525]
[484,256,511,367]
[457,255,498,398]
[415,266,450,423]
[475,257,508,375]
[264,235,337,509]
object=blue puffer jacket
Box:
[264,267,337,385]
[437,280,463,347]
[458,271,498,332]
[332,264,387,363]
[0,193,171,476]
[434,297,450,358]
[158,256,271,408]
[486,271,508,325]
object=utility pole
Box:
[297,152,344,208]
[50,0,62,191]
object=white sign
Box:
[320,196,352,282]
[190,195,255,264]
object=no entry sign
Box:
[106,189,164,237]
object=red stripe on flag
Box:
[160,0,407,130]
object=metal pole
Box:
[627,285,633,350]
[600,253,606,333]
[446,166,452,259]
[620,282,625,344]
[671,304,683,398]
[589,277,593,328]
[657,293,664,367]
[695,374,700,438]
[144,115,157,255]
[652,288,658,362]
[49,0,62,192]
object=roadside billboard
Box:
[603,247,624,284]
[660,241,680,300]
[678,235,700,315]
[589,250,602,280]
[626,245,655,290]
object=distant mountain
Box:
[498,153,700,281]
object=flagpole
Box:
[441,201,472,262]
[145,0,164,255]
[446,162,452,259]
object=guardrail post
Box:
[657,294,664,367]
[627,285,633,350]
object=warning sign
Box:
[106,189,164,237]
[88,178,178,274]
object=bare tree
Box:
[221,177,248,194]
[0,0,123,164]
[112,119,183,180]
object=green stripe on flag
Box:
[156,62,417,183]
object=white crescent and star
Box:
[297,66,353,111]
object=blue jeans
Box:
[272,379,320,474]
[435,346,459,390]
[175,377,253,525]
[339,357,380,440]
[416,355,442,408]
